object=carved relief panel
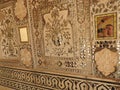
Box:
[30,0,91,75]
[44,7,73,57]
[91,0,119,78]
[0,0,33,68]
[0,6,19,60]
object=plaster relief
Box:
[14,0,27,21]
[20,48,32,67]
[1,21,18,58]
[43,7,73,57]
[0,6,18,58]
[95,48,117,76]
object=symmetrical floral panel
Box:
[43,7,73,57]
[30,0,92,75]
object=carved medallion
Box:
[95,48,117,76]
[14,0,27,20]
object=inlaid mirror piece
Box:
[19,27,29,43]
[95,13,117,40]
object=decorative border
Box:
[0,66,119,90]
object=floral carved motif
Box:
[0,6,18,58]
[44,7,73,57]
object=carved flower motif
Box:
[43,7,73,57]
[44,7,70,46]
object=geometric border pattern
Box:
[0,66,119,90]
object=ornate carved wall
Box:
[0,0,33,68]
[0,0,120,89]
[29,0,92,75]
[91,0,120,78]
[0,66,119,90]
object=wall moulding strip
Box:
[0,66,119,90]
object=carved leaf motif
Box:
[95,48,117,76]
[14,0,27,20]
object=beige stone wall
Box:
[0,0,120,89]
